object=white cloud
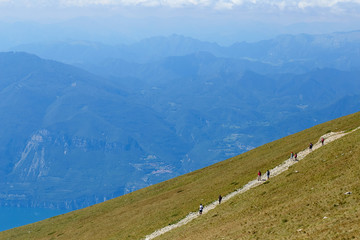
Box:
[214,1,235,9]
[58,0,213,7]
[1,0,360,11]
[59,0,118,6]
[214,0,246,10]
[297,0,360,9]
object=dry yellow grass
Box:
[0,111,359,240]
[158,126,360,239]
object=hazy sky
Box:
[1,0,359,15]
[0,0,360,45]
[0,0,359,10]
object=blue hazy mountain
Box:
[1,31,360,210]
[227,31,360,71]
[0,52,190,209]
[11,31,360,72]
[10,35,221,65]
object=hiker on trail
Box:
[309,142,313,150]
[294,153,298,161]
[199,204,203,215]
[219,195,222,204]
[257,170,262,181]
[291,152,294,160]
[321,138,325,146]
[266,170,270,180]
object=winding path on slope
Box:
[144,127,360,240]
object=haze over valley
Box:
[0,0,359,232]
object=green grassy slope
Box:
[159,120,360,239]
[1,112,359,240]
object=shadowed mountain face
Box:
[1,31,360,210]
[0,52,190,209]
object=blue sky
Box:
[0,0,360,46]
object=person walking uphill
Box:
[266,170,270,180]
[257,170,262,181]
[309,142,313,150]
[218,195,222,204]
[199,204,203,215]
[321,137,325,146]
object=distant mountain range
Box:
[1,30,360,210]
[11,30,360,71]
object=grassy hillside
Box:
[158,117,360,239]
[1,111,359,240]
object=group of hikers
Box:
[199,195,222,214]
[290,152,298,161]
[199,137,326,215]
[309,137,325,151]
[257,169,270,181]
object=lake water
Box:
[0,207,69,232]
